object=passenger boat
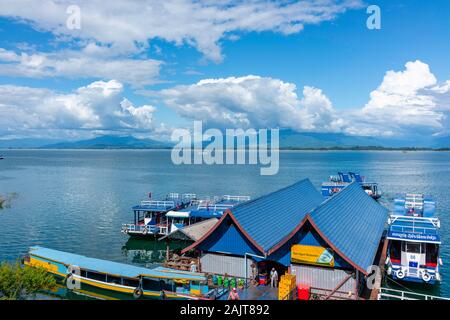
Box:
[24,246,226,300]
[122,194,249,237]
[385,194,443,284]
[165,195,250,234]
[121,193,196,237]
[321,172,381,200]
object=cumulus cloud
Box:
[157,61,450,138]
[0,80,161,139]
[159,75,345,132]
[349,60,449,136]
[0,0,363,62]
[0,47,162,87]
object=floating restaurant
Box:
[182,179,388,299]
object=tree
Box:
[0,261,56,300]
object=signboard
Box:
[291,244,335,267]
[387,230,441,244]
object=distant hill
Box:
[0,138,63,149]
[41,135,172,149]
[1,131,450,149]
[277,130,421,148]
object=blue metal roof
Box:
[230,179,324,253]
[309,182,388,272]
[29,246,206,281]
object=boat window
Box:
[389,240,401,259]
[107,275,122,285]
[142,278,163,291]
[87,271,107,282]
[122,278,139,288]
[406,242,421,254]
[80,270,87,278]
[426,243,438,263]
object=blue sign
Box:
[388,230,440,243]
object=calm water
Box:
[1,150,450,297]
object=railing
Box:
[197,203,235,212]
[139,200,175,209]
[377,287,449,300]
[389,215,440,233]
[309,287,358,300]
[121,223,169,235]
[222,195,251,202]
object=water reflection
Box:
[121,238,190,267]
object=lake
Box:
[1,149,449,297]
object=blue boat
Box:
[121,193,249,237]
[164,195,250,234]
[321,172,381,200]
[121,193,196,237]
[25,246,226,300]
[386,194,443,284]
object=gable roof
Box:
[307,182,388,273]
[183,179,323,255]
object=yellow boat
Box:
[25,246,225,300]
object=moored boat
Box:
[121,193,196,237]
[385,194,443,284]
[24,246,226,300]
[321,172,381,200]
[121,194,249,238]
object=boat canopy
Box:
[387,216,441,244]
[29,246,207,281]
[394,194,436,217]
[166,210,190,218]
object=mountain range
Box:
[1,131,450,149]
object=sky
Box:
[0,0,450,142]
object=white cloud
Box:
[157,61,450,138]
[0,47,161,87]
[159,75,345,132]
[0,0,363,62]
[0,80,161,139]
[351,60,448,136]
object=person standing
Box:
[270,268,278,288]
[228,287,240,300]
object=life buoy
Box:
[396,269,405,279]
[133,287,143,299]
[421,271,431,282]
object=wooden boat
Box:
[25,246,226,300]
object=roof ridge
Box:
[230,178,311,211]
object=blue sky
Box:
[1,0,450,141]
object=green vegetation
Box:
[0,261,56,300]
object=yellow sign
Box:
[291,244,335,267]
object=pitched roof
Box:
[183,179,323,255]
[230,179,324,252]
[308,182,388,273]
[160,218,219,242]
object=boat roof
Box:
[132,193,196,212]
[387,215,441,244]
[322,172,377,186]
[394,194,436,217]
[171,195,250,219]
[29,246,206,281]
